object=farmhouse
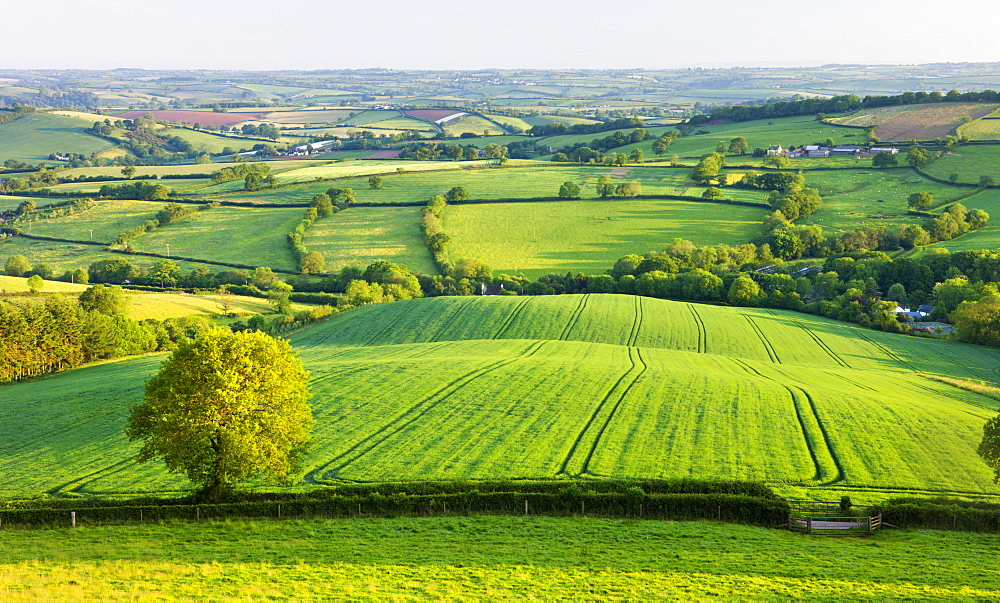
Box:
[869,147,900,155]
[766,145,784,156]
[480,284,504,296]
[831,145,864,155]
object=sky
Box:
[2,0,999,71]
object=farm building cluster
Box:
[770,145,901,158]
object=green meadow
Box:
[922,145,1000,184]
[303,206,435,274]
[128,206,303,270]
[0,113,113,162]
[803,169,960,232]
[443,199,767,276]
[3,294,998,498]
[4,517,1000,599]
[27,199,167,244]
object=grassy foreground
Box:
[2,516,998,599]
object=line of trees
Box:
[0,286,211,384]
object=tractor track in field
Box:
[361,304,412,347]
[306,341,547,482]
[688,304,707,353]
[626,295,643,347]
[731,359,836,484]
[492,296,534,339]
[794,321,851,368]
[783,384,835,484]
[824,371,877,392]
[854,331,920,372]
[429,299,477,342]
[796,385,845,486]
[744,315,780,363]
[558,294,590,341]
[47,458,136,496]
[558,347,647,477]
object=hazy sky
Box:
[3,0,999,71]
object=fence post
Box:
[524,499,528,515]
[71,511,76,528]
[196,507,200,521]
[806,517,812,534]
[277,505,281,520]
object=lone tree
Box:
[907,191,934,211]
[368,175,383,189]
[558,181,581,198]
[872,151,898,168]
[127,328,313,502]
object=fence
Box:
[787,500,881,535]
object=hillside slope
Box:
[2,294,998,498]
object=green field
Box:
[0,275,289,320]
[0,236,222,275]
[4,294,999,498]
[958,108,1000,140]
[27,199,166,244]
[128,206,302,271]
[262,109,357,124]
[163,128,263,154]
[207,165,769,207]
[192,160,495,195]
[922,145,1000,185]
[443,199,767,276]
[303,206,435,274]
[0,113,113,162]
[442,114,502,137]
[803,168,964,232]
[4,517,999,599]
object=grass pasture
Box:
[958,107,1000,140]
[922,145,1000,185]
[128,206,303,271]
[804,169,962,232]
[27,199,166,244]
[303,206,435,274]
[4,518,1000,599]
[3,294,1000,498]
[212,165,769,208]
[0,237,219,275]
[442,199,768,276]
[0,113,113,162]
[442,114,503,137]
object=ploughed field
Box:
[3,294,999,498]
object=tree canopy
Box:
[127,328,313,501]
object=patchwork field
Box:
[4,518,1000,599]
[0,113,113,162]
[3,294,998,498]
[112,110,263,127]
[443,199,768,276]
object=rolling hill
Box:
[2,294,998,499]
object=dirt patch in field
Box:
[876,103,998,141]
[112,110,263,127]
[608,169,630,177]
[363,150,402,159]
